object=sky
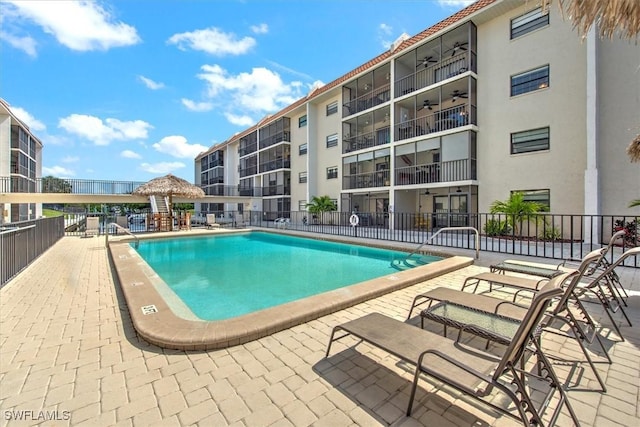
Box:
[0,0,474,183]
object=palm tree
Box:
[306,196,337,224]
[630,200,640,208]
[489,192,548,235]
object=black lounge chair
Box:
[412,270,609,392]
[325,276,579,426]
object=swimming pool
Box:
[108,229,473,350]
[134,232,442,320]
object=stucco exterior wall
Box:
[476,4,588,214]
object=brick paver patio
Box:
[1,235,638,426]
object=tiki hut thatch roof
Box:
[628,134,640,163]
[543,0,640,40]
[133,174,205,199]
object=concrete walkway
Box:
[1,235,638,426]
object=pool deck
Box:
[1,229,639,426]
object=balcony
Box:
[239,166,258,178]
[395,51,476,98]
[259,131,290,150]
[395,159,474,185]
[342,170,390,190]
[259,158,291,173]
[239,142,258,157]
[262,184,291,197]
[343,84,390,117]
[343,126,390,153]
[395,104,474,142]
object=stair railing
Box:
[403,226,479,261]
[104,222,140,249]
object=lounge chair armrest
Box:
[495,300,529,316]
[416,348,496,382]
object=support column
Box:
[584,28,599,244]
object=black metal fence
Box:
[1,216,65,287]
[245,211,639,268]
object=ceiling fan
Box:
[416,56,437,68]
[418,99,438,111]
[449,41,468,57]
[450,90,468,102]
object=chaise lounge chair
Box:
[325,277,580,425]
[411,270,609,392]
[83,216,100,238]
[205,213,221,229]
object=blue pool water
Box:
[134,232,442,320]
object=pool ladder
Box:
[104,222,140,249]
[392,226,479,269]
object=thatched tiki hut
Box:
[543,0,640,40]
[133,174,205,230]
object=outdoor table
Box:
[420,301,521,345]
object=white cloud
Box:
[379,23,393,35]
[181,98,214,112]
[138,75,164,90]
[140,162,185,174]
[224,112,254,127]
[197,64,302,114]
[42,165,75,177]
[10,106,46,131]
[58,114,152,146]
[0,32,37,57]
[437,0,476,8]
[121,150,141,159]
[167,27,255,56]
[265,60,314,81]
[61,156,79,163]
[152,135,208,159]
[378,23,394,49]
[250,23,269,34]
[4,0,140,52]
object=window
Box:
[299,172,307,183]
[516,189,550,209]
[511,65,549,96]
[298,200,307,211]
[326,133,338,148]
[511,7,549,39]
[299,143,308,155]
[298,115,307,127]
[511,127,549,154]
[326,166,338,179]
[326,101,338,116]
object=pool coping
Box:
[108,230,474,350]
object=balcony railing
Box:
[395,159,473,185]
[239,166,258,178]
[395,51,476,97]
[342,84,390,117]
[394,104,473,142]
[262,184,291,196]
[259,131,291,150]
[238,142,258,157]
[342,170,391,190]
[0,176,261,197]
[259,158,291,173]
[343,127,390,153]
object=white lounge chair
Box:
[84,216,100,237]
[205,213,220,229]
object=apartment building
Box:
[195,0,640,224]
[0,98,43,223]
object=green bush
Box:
[541,226,562,241]
[484,219,511,236]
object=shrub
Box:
[484,219,511,237]
[541,226,562,241]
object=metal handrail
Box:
[105,223,139,249]
[0,224,35,235]
[404,226,479,260]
